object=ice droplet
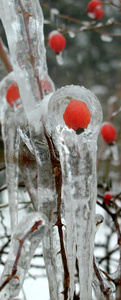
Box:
[68,31,75,38]
[101,35,113,42]
[50,8,59,23]
[56,53,64,65]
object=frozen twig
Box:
[0,38,13,73]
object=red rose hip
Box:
[100,122,116,144]
[63,99,92,131]
[48,31,66,54]
[6,83,20,107]
[87,0,104,19]
[87,0,102,12]
[104,191,113,204]
[95,8,104,19]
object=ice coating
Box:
[0,2,59,299]
[0,0,56,210]
[0,73,19,232]
[93,257,115,300]
[48,85,103,299]
[43,224,64,300]
[0,212,47,299]
[0,0,55,126]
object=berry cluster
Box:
[48,2,105,55]
[87,0,104,20]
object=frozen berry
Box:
[95,8,104,19]
[87,0,104,19]
[87,0,102,12]
[100,122,116,144]
[63,99,92,131]
[6,83,20,106]
[104,191,113,204]
[48,31,66,54]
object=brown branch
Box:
[0,220,42,292]
[44,129,70,300]
[93,257,112,300]
[0,38,13,73]
[98,246,119,264]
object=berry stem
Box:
[44,128,70,300]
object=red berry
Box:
[6,83,20,106]
[104,191,113,204]
[100,122,116,144]
[87,0,102,12]
[48,31,66,54]
[63,99,92,131]
[95,8,104,19]
[87,0,104,19]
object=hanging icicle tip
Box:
[63,99,92,133]
[6,82,20,107]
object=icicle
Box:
[0,73,19,233]
[0,0,55,126]
[47,85,103,300]
[43,222,64,300]
[0,212,48,300]
[0,2,65,300]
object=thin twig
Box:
[0,38,13,73]
[44,129,70,300]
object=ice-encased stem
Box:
[0,73,19,232]
[48,85,103,300]
[93,256,114,300]
[0,212,47,300]
[2,107,19,231]
[0,0,54,126]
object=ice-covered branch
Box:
[0,72,19,231]
[0,0,54,126]
[0,212,47,299]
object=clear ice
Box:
[47,85,103,299]
[0,212,47,300]
[0,72,19,232]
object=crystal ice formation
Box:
[47,85,103,300]
[0,212,47,300]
